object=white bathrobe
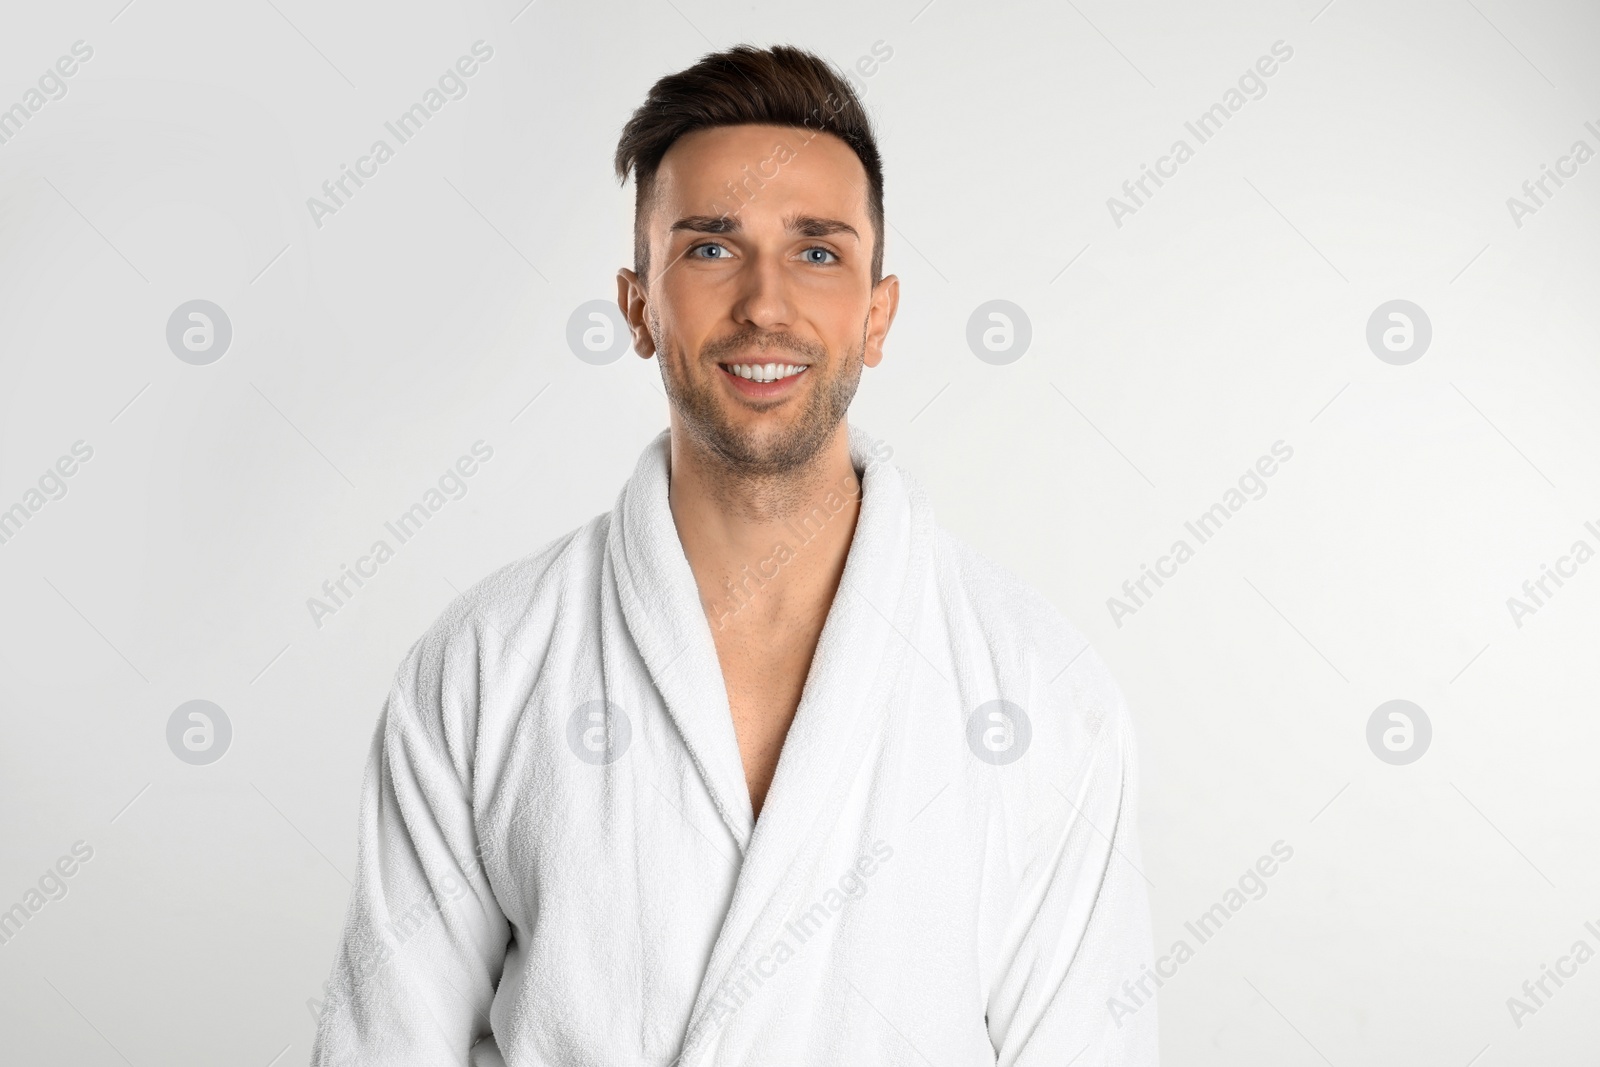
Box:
[311,426,1157,1066]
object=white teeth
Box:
[725,363,806,383]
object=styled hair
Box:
[614,44,884,285]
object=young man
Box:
[312,45,1157,1066]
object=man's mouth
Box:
[718,362,809,384]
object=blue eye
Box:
[802,247,837,264]
[690,243,730,259]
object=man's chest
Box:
[475,674,1007,1066]
[710,614,825,817]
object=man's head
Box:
[614,45,898,479]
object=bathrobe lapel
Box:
[609,430,757,851]
[609,426,933,1064]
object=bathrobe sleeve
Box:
[311,645,512,1067]
[989,691,1160,1066]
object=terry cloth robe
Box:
[310,425,1158,1067]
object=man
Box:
[312,44,1157,1066]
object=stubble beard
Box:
[653,314,867,509]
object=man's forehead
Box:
[651,124,869,221]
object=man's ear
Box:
[863,274,900,369]
[617,269,655,358]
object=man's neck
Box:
[667,419,862,633]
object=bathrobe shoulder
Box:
[311,427,1158,1067]
[922,523,1158,1054]
[307,520,605,1067]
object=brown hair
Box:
[614,44,885,286]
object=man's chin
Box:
[663,353,858,476]
[691,409,838,476]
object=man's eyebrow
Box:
[669,215,739,234]
[787,215,859,240]
[667,214,861,240]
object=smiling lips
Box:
[722,362,806,383]
[718,361,809,397]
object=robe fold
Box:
[310,425,1158,1066]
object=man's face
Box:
[618,124,898,476]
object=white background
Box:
[1,0,1597,1063]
